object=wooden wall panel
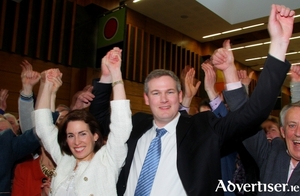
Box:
[0,0,7,49]
[155,37,161,69]
[47,0,57,60]
[11,3,20,52]
[132,26,138,81]
[145,18,167,39]
[127,8,201,52]
[36,0,45,58]
[142,32,150,82]
[75,0,119,10]
[24,0,33,55]
[138,29,144,82]
[126,8,146,30]
[58,0,67,63]
[68,1,76,65]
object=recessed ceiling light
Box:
[203,23,265,39]
[222,28,241,34]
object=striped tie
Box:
[134,128,167,196]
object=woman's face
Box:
[66,120,98,163]
[262,120,281,142]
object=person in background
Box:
[261,117,281,142]
[55,85,95,126]
[11,60,57,196]
[55,104,71,125]
[220,5,296,195]
[198,98,212,112]
[0,60,40,195]
[3,113,20,135]
[0,117,13,132]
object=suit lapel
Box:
[287,160,300,189]
[176,114,191,148]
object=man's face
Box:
[281,107,300,165]
[144,76,182,127]
[261,120,281,142]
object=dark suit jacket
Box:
[89,80,112,138]
[117,55,290,196]
[0,129,40,193]
[222,84,260,196]
[242,131,300,196]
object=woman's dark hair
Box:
[57,109,104,156]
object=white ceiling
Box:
[197,0,300,24]
[124,0,300,74]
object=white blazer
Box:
[33,100,132,196]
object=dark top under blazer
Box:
[116,55,290,196]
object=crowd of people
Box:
[0,3,298,196]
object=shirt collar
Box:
[153,112,181,135]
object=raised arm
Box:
[104,47,126,100]
[70,85,95,110]
[89,52,113,138]
[50,74,63,112]
[180,67,201,113]
[201,60,228,117]
[268,4,295,61]
[211,39,247,111]
[18,60,41,131]
[36,69,62,110]
[241,4,295,166]
[212,39,239,84]
[34,69,63,163]
[237,70,254,95]
[97,47,132,169]
[223,4,294,149]
[202,59,217,101]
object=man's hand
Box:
[290,65,300,82]
[211,39,234,71]
[184,67,201,99]
[71,85,95,110]
[237,70,254,86]
[202,60,218,100]
[268,4,295,44]
[268,4,295,61]
[20,60,41,95]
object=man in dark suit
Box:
[223,65,300,196]
[116,4,294,196]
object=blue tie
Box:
[134,128,167,196]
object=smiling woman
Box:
[33,47,132,196]
[57,110,103,163]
